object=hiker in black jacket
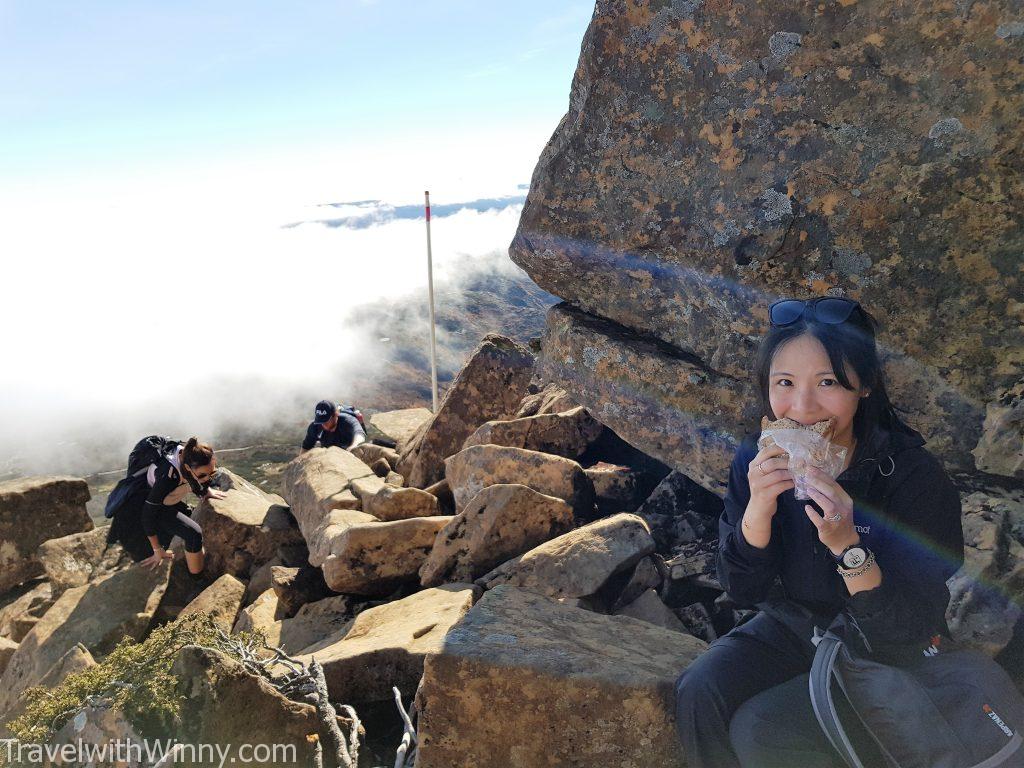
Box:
[674,297,965,768]
[300,399,366,453]
[136,436,225,575]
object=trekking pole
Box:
[424,191,440,413]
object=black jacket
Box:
[302,409,365,451]
[141,451,208,537]
[717,424,964,649]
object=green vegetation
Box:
[6,613,265,742]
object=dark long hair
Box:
[753,304,914,447]
[182,437,214,469]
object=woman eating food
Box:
[674,296,965,767]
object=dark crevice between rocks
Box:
[552,301,744,382]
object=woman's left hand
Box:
[204,489,226,501]
[802,466,860,555]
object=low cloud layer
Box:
[0,190,537,477]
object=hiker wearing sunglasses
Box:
[136,437,225,575]
[674,297,965,767]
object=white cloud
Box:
[0,165,530,475]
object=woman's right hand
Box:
[746,444,795,519]
[139,548,173,570]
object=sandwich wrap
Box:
[758,417,847,500]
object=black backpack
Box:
[104,435,178,519]
[810,612,1024,767]
[339,405,366,432]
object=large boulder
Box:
[462,406,604,460]
[445,444,595,517]
[321,515,453,595]
[476,513,657,600]
[510,0,1021,480]
[195,468,305,579]
[270,564,332,618]
[179,573,247,633]
[298,584,477,704]
[616,589,688,633]
[233,588,284,639]
[350,442,401,472]
[171,645,355,765]
[47,704,145,767]
[397,334,535,488]
[514,382,580,418]
[0,643,96,738]
[946,490,1024,656]
[415,585,706,767]
[420,484,574,587]
[537,303,752,495]
[586,461,647,516]
[364,486,440,522]
[369,407,433,453]
[280,595,353,654]
[973,381,1024,479]
[280,448,379,567]
[0,637,16,677]
[0,559,172,716]
[0,477,92,595]
[36,527,128,596]
[0,580,53,642]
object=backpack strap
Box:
[809,630,867,768]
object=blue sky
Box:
[0,2,593,471]
[0,1,593,190]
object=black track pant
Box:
[108,496,203,560]
[674,611,886,768]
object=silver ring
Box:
[758,461,768,476]
[826,512,842,522]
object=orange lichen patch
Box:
[810,277,836,293]
[836,67,853,80]
[837,0,858,6]
[729,319,757,335]
[951,248,1000,285]
[622,0,654,28]
[809,191,844,216]
[679,20,708,50]
[920,20,950,39]
[863,32,885,47]
[777,122,807,148]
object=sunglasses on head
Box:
[768,297,861,327]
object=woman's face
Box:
[768,333,868,445]
[190,457,217,483]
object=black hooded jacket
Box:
[717,424,964,649]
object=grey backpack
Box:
[810,614,1024,768]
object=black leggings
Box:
[674,611,886,767]
[148,502,203,553]
[108,495,203,561]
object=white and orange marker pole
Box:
[424,191,439,413]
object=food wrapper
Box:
[759,428,847,500]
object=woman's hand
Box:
[138,548,173,570]
[204,489,226,501]
[746,444,795,518]
[802,466,860,554]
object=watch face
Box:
[842,547,867,569]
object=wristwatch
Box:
[832,542,870,571]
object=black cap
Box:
[313,400,337,425]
